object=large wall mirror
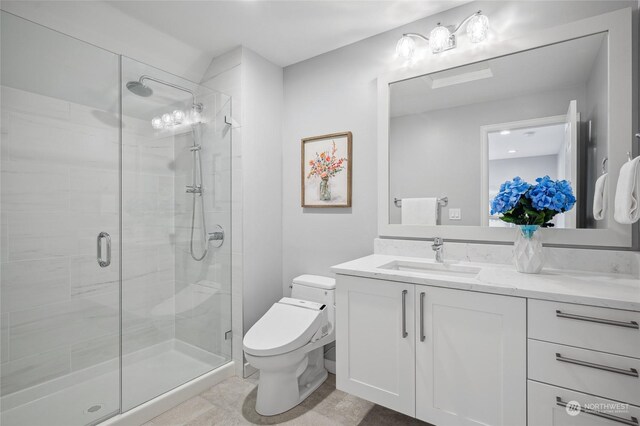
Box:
[378,8,634,247]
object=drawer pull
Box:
[556,397,639,426]
[556,310,639,329]
[555,353,639,377]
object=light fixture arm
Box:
[396,9,488,58]
[451,10,483,35]
[403,32,429,42]
[402,10,483,41]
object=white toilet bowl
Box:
[243,275,336,416]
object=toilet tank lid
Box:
[292,274,336,290]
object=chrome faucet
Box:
[432,237,444,263]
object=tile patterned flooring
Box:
[144,373,431,425]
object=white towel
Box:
[593,173,608,220]
[401,198,438,225]
[614,156,640,224]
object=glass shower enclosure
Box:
[0,12,232,426]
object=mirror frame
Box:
[378,7,634,248]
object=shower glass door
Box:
[1,12,233,425]
[1,11,121,426]
[121,57,232,411]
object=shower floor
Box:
[1,340,228,426]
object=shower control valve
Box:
[208,225,224,248]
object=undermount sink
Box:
[378,260,481,278]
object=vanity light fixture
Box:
[151,108,200,130]
[500,130,511,135]
[508,149,517,154]
[396,10,489,59]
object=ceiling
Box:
[488,123,566,161]
[1,0,470,120]
[390,31,606,117]
[107,0,470,67]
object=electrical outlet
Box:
[449,208,461,220]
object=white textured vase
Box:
[513,225,544,274]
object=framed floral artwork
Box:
[301,132,352,208]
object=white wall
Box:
[240,48,284,333]
[202,46,283,375]
[489,155,559,195]
[282,0,637,290]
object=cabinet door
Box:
[415,286,526,426]
[336,275,415,416]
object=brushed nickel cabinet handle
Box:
[97,232,111,267]
[556,353,639,377]
[556,310,639,329]
[401,290,408,338]
[556,397,639,425]
[420,292,426,342]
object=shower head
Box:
[126,80,153,97]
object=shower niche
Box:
[0,12,232,426]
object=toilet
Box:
[243,274,336,416]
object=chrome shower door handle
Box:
[97,232,111,267]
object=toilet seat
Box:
[243,298,326,357]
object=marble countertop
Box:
[331,254,640,311]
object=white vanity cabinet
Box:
[336,274,527,425]
[332,253,640,426]
[335,275,416,416]
[527,300,640,426]
[416,286,526,426]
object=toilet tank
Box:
[291,275,336,331]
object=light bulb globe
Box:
[161,113,173,126]
[429,25,451,53]
[396,36,416,59]
[467,13,489,43]
[151,116,163,130]
[172,110,186,124]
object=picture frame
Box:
[301,131,352,208]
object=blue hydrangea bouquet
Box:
[491,176,576,229]
[491,176,576,273]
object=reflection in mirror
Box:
[389,32,608,229]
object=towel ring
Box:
[601,157,608,175]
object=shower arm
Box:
[138,75,201,109]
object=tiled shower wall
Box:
[0,86,176,396]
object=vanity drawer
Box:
[528,380,640,426]
[529,339,640,406]
[528,300,640,358]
